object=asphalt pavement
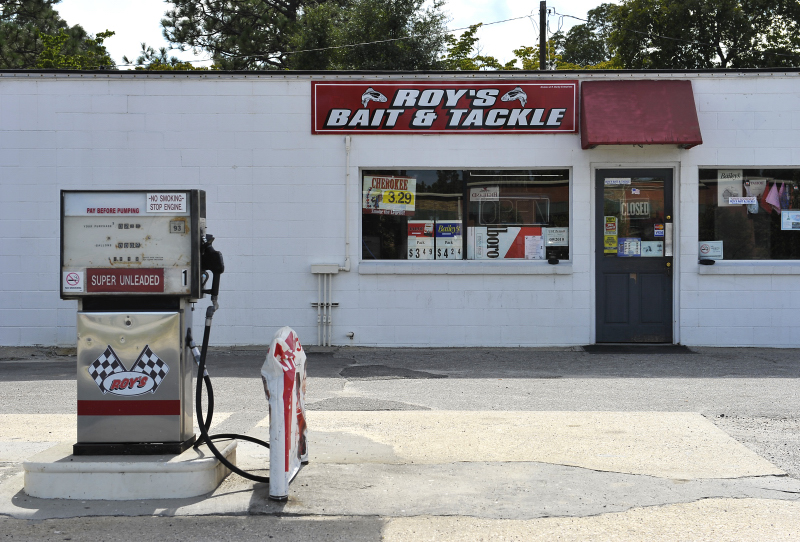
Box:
[1,344,799,540]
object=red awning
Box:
[580,80,703,150]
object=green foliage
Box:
[552,4,617,68]
[36,28,114,69]
[162,0,302,70]
[289,0,449,70]
[162,0,449,70]
[122,43,212,70]
[0,0,89,68]
[607,0,800,68]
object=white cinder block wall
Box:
[1,72,798,347]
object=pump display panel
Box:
[60,190,205,299]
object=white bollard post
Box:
[260,326,308,501]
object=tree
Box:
[551,4,618,68]
[607,0,800,69]
[122,43,210,70]
[289,0,448,70]
[161,0,301,70]
[37,28,114,69]
[161,0,450,70]
[0,0,89,68]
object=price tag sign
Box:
[382,190,415,206]
[436,239,462,259]
[408,239,434,259]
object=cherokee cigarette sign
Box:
[312,81,578,134]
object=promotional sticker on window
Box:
[604,216,617,236]
[654,224,665,237]
[781,210,800,230]
[469,186,500,201]
[604,178,631,185]
[604,235,618,254]
[363,175,416,216]
[641,241,664,257]
[699,241,723,259]
[544,227,568,246]
[524,235,545,259]
[617,238,641,257]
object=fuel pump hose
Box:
[191,307,272,484]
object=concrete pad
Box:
[300,411,784,478]
[382,498,800,542]
[22,441,236,500]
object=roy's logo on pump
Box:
[87,345,169,396]
[312,81,577,134]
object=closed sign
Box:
[621,200,650,217]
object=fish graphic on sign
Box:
[501,86,528,107]
[361,88,387,107]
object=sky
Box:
[56,0,615,68]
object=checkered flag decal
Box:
[88,346,124,394]
[131,345,169,392]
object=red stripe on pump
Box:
[77,400,181,416]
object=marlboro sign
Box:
[312,81,578,134]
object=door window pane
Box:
[602,176,666,258]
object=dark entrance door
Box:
[595,169,674,343]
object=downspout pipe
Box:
[340,135,352,272]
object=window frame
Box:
[697,167,800,266]
[358,167,573,274]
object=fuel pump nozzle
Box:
[200,234,225,311]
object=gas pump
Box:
[61,190,205,455]
[61,189,300,498]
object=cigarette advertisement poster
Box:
[717,170,743,207]
[468,226,542,259]
[363,175,416,216]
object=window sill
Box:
[358,260,573,275]
[697,261,800,275]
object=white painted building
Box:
[2,70,799,347]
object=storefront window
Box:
[698,169,800,260]
[362,169,570,261]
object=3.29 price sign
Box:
[363,175,416,216]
